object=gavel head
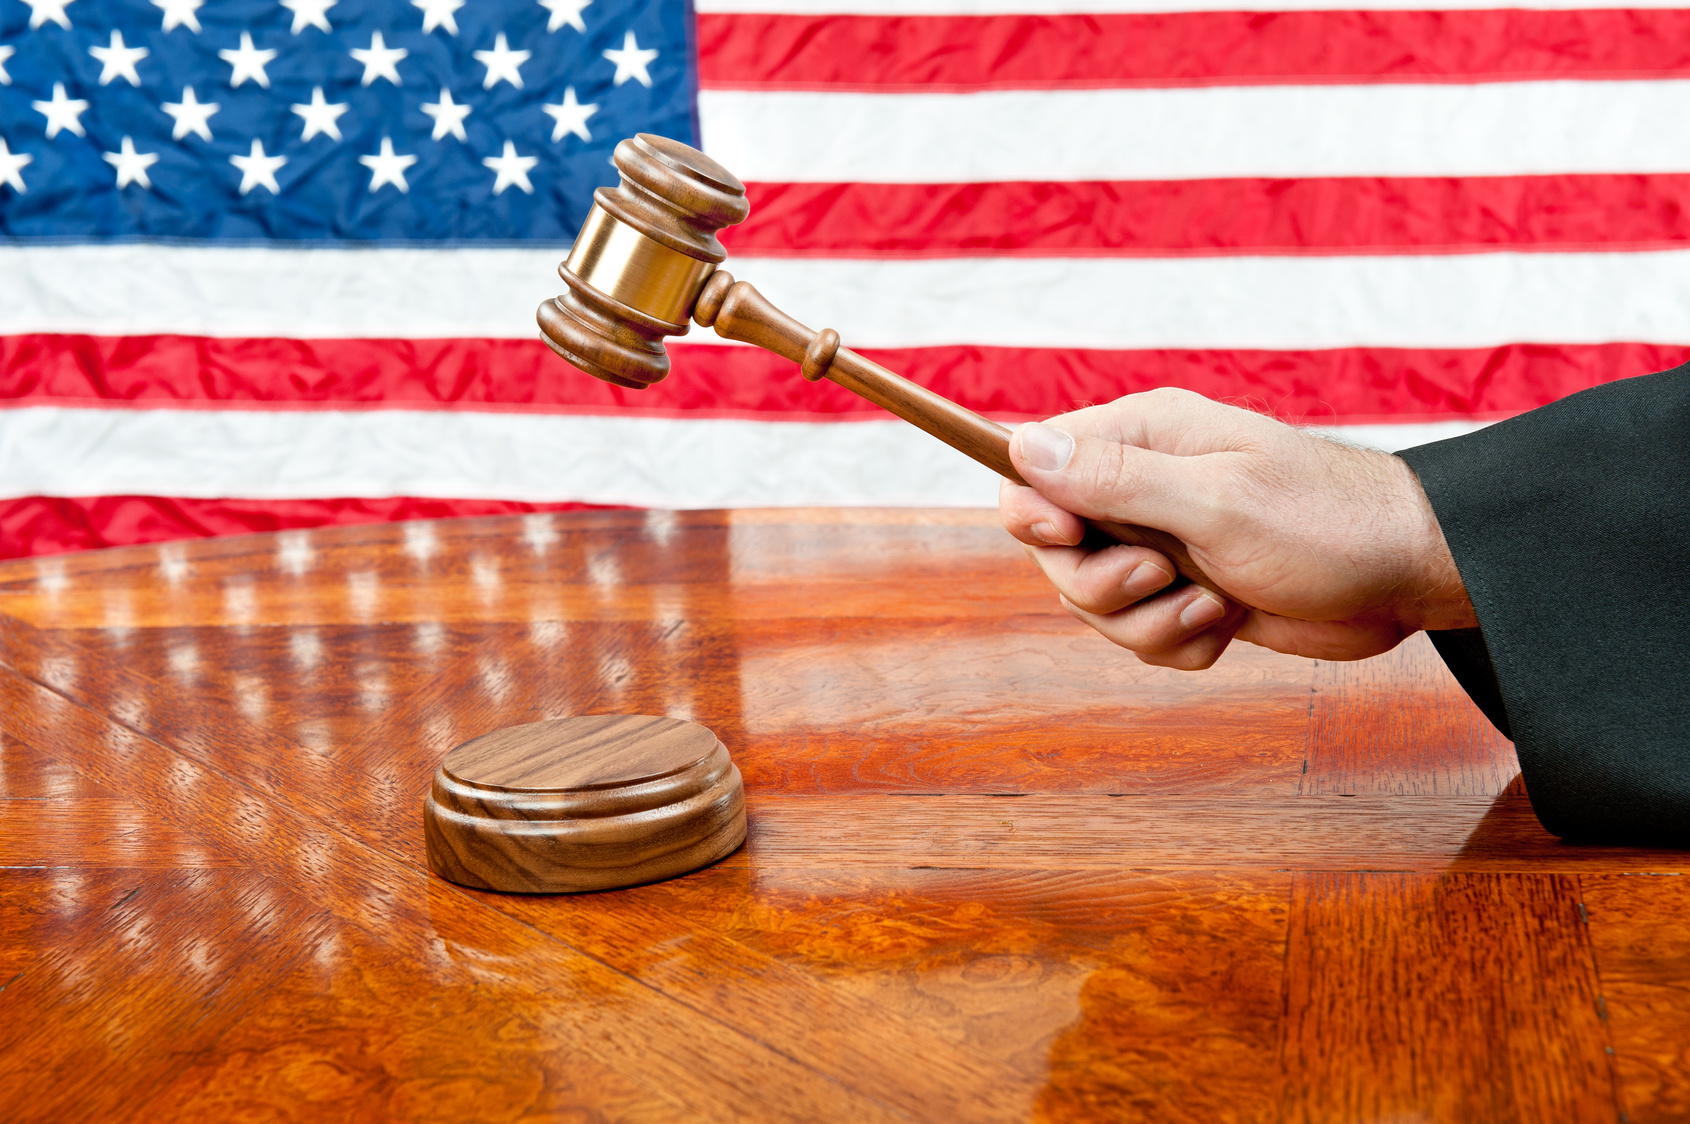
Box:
[537,134,749,390]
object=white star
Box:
[90,30,149,87]
[542,86,596,143]
[482,140,536,195]
[359,136,417,193]
[152,0,202,33]
[540,0,590,33]
[23,0,75,31]
[103,136,159,189]
[602,30,657,88]
[351,31,406,86]
[291,86,348,142]
[420,88,471,142]
[473,33,529,89]
[220,32,277,88]
[0,139,32,193]
[32,84,89,140]
[229,138,286,195]
[162,86,219,141]
[281,0,335,34]
[0,45,13,86]
[413,0,463,35]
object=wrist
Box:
[1385,455,1478,633]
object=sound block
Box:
[424,715,746,893]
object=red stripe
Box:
[726,176,1690,258]
[4,333,1680,423]
[821,342,1680,425]
[0,495,621,560]
[697,10,1690,90]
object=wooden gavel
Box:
[538,133,1217,593]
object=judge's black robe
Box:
[1398,364,1690,846]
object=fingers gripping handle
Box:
[692,272,1220,594]
[1081,519,1217,595]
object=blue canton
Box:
[0,0,697,242]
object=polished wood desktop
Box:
[1,508,1686,1122]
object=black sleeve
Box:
[1397,364,1690,846]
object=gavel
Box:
[537,133,1217,594]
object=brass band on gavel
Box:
[564,204,718,331]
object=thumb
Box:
[1010,421,1211,540]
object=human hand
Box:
[999,388,1475,670]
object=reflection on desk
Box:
[1,508,1686,1123]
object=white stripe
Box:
[0,406,1478,507]
[700,0,1690,10]
[0,406,1001,507]
[717,252,1690,350]
[701,82,1690,183]
[0,244,563,340]
[11,244,1690,350]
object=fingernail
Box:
[1179,592,1227,631]
[1018,423,1074,472]
[1124,561,1173,597]
[1030,521,1066,545]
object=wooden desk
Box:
[2,508,1686,1123]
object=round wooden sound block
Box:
[423,715,746,893]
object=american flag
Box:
[4,0,1690,558]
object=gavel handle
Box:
[693,272,1220,595]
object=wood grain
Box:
[0,509,1056,628]
[1307,632,1519,797]
[735,791,1690,874]
[731,615,1313,794]
[136,914,698,1124]
[424,715,746,893]
[0,869,333,1124]
[0,670,935,1122]
[1581,873,1690,1124]
[1280,872,1615,1123]
[446,714,718,789]
[0,508,1685,1121]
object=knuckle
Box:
[1066,584,1118,615]
[1081,439,1134,501]
[1144,386,1197,408]
[1062,590,1103,614]
[1035,547,1087,593]
[1101,607,1187,655]
[1139,386,1207,420]
[1181,460,1251,535]
[999,484,1048,538]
